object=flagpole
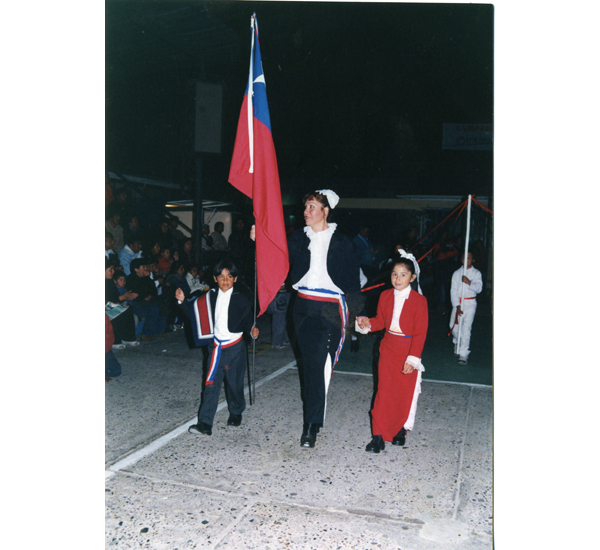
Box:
[252,251,257,402]
[248,15,255,174]
[456,194,472,352]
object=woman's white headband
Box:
[316,189,339,209]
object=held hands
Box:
[461,275,471,285]
[356,316,371,330]
[457,306,463,316]
[251,326,259,339]
[175,288,185,302]
[123,291,138,301]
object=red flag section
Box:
[228,15,289,316]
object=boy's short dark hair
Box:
[113,271,127,281]
[214,221,224,232]
[126,235,142,246]
[213,260,238,279]
[130,258,147,272]
[145,254,158,266]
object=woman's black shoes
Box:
[365,435,385,453]
[300,423,321,448]
[392,428,407,446]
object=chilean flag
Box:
[228,14,289,316]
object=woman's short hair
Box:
[302,191,333,221]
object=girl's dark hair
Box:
[213,259,239,278]
[302,191,333,221]
[169,260,186,274]
[391,255,416,276]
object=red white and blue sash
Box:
[205,335,243,385]
[297,287,349,369]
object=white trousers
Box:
[450,302,477,359]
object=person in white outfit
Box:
[449,252,483,365]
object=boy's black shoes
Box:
[227,414,243,426]
[392,428,407,446]
[300,423,321,448]
[188,422,212,435]
[365,435,385,453]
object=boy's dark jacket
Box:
[178,282,254,347]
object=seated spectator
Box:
[185,263,210,298]
[105,204,125,253]
[126,258,168,341]
[105,232,120,268]
[113,187,134,222]
[210,221,228,251]
[179,238,195,269]
[201,224,213,250]
[118,236,143,276]
[164,260,190,329]
[123,213,143,246]
[105,259,139,348]
[168,217,186,247]
[153,218,177,252]
[113,271,134,304]
[156,246,174,277]
[144,239,161,259]
[145,255,163,296]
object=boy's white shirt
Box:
[354,287,424,372]
[214,287,242,342]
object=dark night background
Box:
[105,1,493,206]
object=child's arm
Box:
[469,269,484,295]
[405,295,429,373]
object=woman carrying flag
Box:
[287,190,363,449]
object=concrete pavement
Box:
[106,318,492,549]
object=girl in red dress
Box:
[356,252,428,453]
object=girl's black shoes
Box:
[365,435,385,453]
[392,428,407,446]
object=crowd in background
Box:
[104,185,255,380]
[105,183,489,379]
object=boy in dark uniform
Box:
[176,260,258,435]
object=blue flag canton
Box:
[245,28,272,132]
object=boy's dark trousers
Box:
[197,339,247,426]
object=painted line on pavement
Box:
[106,361,297,479]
